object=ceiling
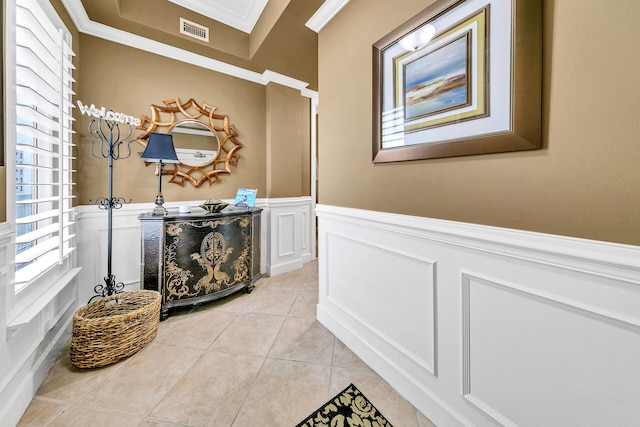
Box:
[67,0,346,90]
[168,0,269,33]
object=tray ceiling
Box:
[168,0,269,33]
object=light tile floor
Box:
[18,260,437,427]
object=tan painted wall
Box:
[76,35,312,206]
[317,0,640,246]
[76,36,268,205]
[250,0,323,91]
[301,96,311,197]
[250,0,290,58]
[265,83,305,198]
[0,167,5,223]
[117,0,250,60]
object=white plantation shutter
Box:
[13,0,76,290]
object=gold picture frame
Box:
[372,0,542,163]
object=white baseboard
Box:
[268,259,304,277]
[0,306,74,427]
[0,217,80,427]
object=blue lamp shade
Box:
[140,133,180,163]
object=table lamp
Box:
[140,132,180,215]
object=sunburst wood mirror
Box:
[137,98,242,187]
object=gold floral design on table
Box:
[296,384,393,427]
[232,233,251,283]
[163,216,251,302]
[190,231,233,293]
[164,238,193,299]
[166,223,183,237]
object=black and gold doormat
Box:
[295,383,393,427]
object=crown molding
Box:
[305,0,350,33]
[262,70,309,91]
[61,0,316,96]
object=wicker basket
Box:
[70,290,161,369]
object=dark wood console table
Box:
[139,207,261,319]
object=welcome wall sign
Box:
[77,100,141,126]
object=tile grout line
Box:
[20,261,431,427]
[142,309,242,424]
[228,276,301,426]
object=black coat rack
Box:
[85,117,135,302]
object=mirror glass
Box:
[170,120,219,166]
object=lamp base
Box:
[151,205,168,216]
[151,192,168,216]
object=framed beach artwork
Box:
[372,0,542,163]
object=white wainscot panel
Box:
[462,273,640,427]
[266,197,315,276]
[324,232,437,376]
[96,224,141,288]
[76,207,145,304]
[300,204,313,260]
[278,213,296,257]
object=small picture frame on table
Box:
[234,188,257,208]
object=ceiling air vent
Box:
[180,17,209,42]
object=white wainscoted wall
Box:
[76,197,315,305]
[0,196,313,426]
[0,223,81,427]
[263,197,315,276]
[316,204,640,427]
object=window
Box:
[10,0,76,296]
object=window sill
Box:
[6,267,82,339]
